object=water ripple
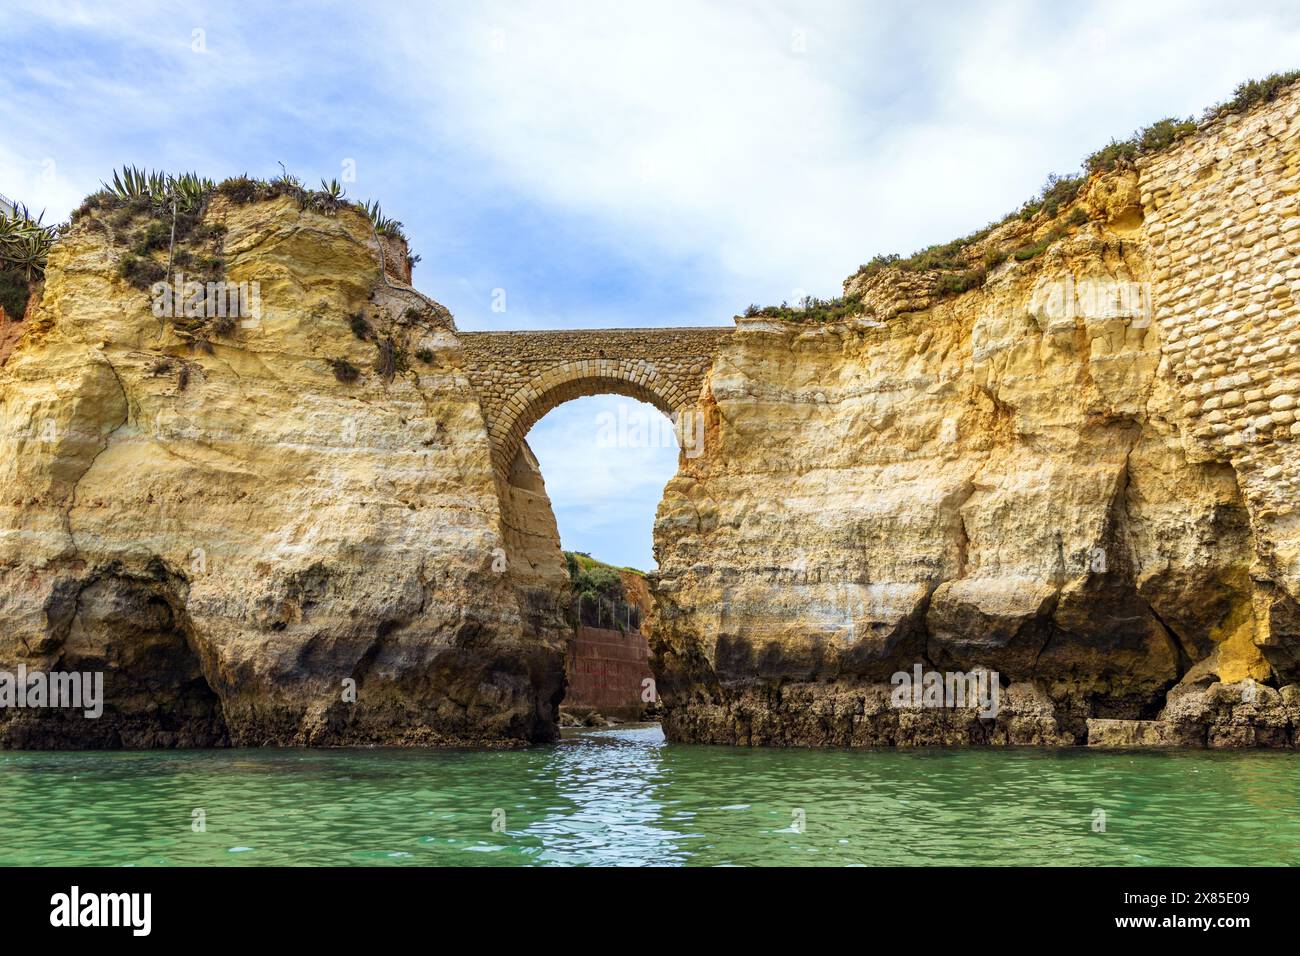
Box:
[0,727,1297,866]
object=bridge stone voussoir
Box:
[456,326,734,476]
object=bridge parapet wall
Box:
[458,326,732,476]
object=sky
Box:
[3,1,1299,569]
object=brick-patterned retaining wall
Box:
[1141,83,1300,642]
[566,625,654,719]
[457,327,732,476]
[378,234,412,284]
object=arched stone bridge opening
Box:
[457,327,733,477]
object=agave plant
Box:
[104,166,214,213]
[3,229,54,279]
[272,166,305,194]
[362,199,406,239]
[274,162,303,189]
[0,204,57,279]
[311,178,346,214]
[105,165,157,202]
[0,209,25,247]
[170,172,215,213]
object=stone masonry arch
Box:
[457,327,732,477]
[489,359,688,476]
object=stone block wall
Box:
[457,327,732,475]
[1142,83,1300,675]
[566,625,654,719]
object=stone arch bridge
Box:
[457,327,733,477]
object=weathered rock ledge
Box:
[1,80,1298,749]
[649,80,1300,749]
[0,195,568,747]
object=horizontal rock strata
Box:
[650,82,1300,748]
[0,198,567,747]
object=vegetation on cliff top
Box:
[0,203,58,319]
[565,551,646,632]
[856,70,1300,283]
[64,166,433,383]
[1085,69,1300,174]
[742,295,866,324]
[742,69,1299,323]
[565,551,637,603]
[71,165,419,274]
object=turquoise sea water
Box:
[1,725,1296,866]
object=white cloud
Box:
[527,395,679,568]
[8,0,1299,303]
[385,0,900,296]
[385,0,1300,301]
[4,0,1299,562]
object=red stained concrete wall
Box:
[566,626,653,719]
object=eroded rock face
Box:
[0,197,567,747]
[650,84,1300,748]
[2,86,1297,751]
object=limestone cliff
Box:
[0,192,568,747]
[651,80,1300,747]
[3,78,1298,751]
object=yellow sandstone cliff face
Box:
[0,196,567,747]
[650,83,1300,747]
[2,84,1297,750]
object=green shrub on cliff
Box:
[104,167,214,215]
[117,254,167,289]
[348,311,372,340]
[565,551,627,604]
[934,267,987,295]
[363,200,408,242]
[983,247,1009,270]
[314,178,346,214]
[1083,70,1300,174]
[130,220,171,256]
[327,357,360,383]
[1085,117,1198,174]
[0,205,57,313]
[216,175,262,204]
[73,166,423,279]
[373,335,407,381]
[745,294,865,323]
[1211,69,1300,117]
[838,69,1300,304]
[0,268,29,319]
[853,171,1085,290]
[1020,173,1085,220]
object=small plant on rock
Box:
[348,311,372,340]
[118,254,167,289]
[374,336,406,381]
[328,357,360,383]
[363,199,407,240]
[312,179,346,214]
[216,174,262,205]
